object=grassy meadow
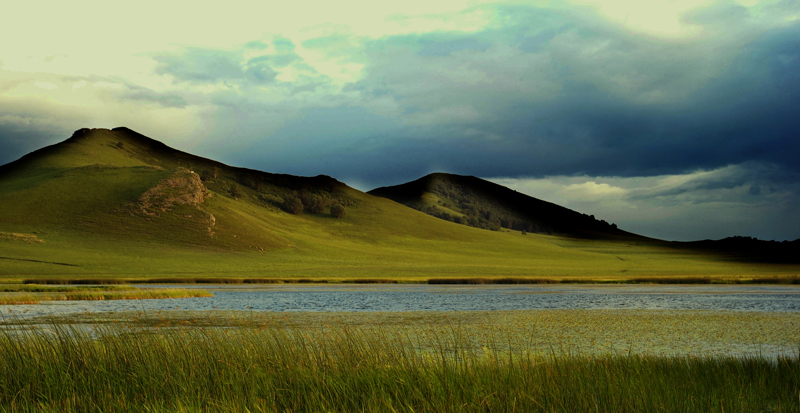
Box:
[1,312,798,413]
[3,217,798,284]
[4,228,799,283]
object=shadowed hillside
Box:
[369,173,638,239]
[676,236,800,264]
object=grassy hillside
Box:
[368,173,635,238]
[1,128,798,282]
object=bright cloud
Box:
[563,181,628,200]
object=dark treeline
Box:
[201,168,356,216]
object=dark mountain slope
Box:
[676,236,800,264]
[369,173,643,239]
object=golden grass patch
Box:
[0,232,43,243]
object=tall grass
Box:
[429,277,559,284]
[0,285,131,292]
[429,276,800,285]
[0,288,212,305]
[0,320,797,412]
[21,279,129,285]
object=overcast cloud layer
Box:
[1,0,798,241]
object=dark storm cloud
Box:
[0,122,68,166]
[625,162,799,201]
[135,1,798,199]
[320,5,800,183]
[210,3,800,221]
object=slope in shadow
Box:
[369,173,640,240]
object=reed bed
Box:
[0,288,212,305]
[22,279,129,285]
[428,277,560,284]
[350,278,398,284]
[429,276,800,285]
[20,275,800,285]
[0,285,131,293]
[145,277,247,284]
[628,276,800,284]
[0,319,797,412]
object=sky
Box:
[1,0,798,241]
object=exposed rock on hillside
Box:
[133,168,214,229]
[138,168,209,214]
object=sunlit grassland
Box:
[3,194,797,283]
[0,313,798,413]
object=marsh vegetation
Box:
[0,284,211,305]
[0,313,797,412]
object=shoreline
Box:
[9,275,800,285]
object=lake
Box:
[4,284,799,318]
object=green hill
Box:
[369,173,636,238]
[0,127,362,251]
[0,128,797,283]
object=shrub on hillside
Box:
[284,196,304,215]
[229,184,243,200]
[306,194,327,214]
[200,167,219,182]
[330,204,346,218]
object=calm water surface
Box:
[4,284,800,318]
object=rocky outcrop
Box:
[138,167,209,213]
[135,168,217,233]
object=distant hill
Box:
[369,173,639,239]
[677,236,800,264]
